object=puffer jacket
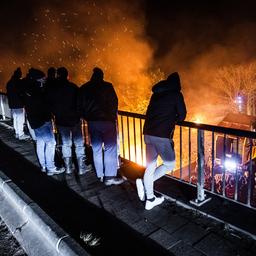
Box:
[143,72,187,138]
[79,80,118,122]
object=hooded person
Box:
[20,68,64,176]
[78,67,124,185]
[6,67,30,140]
[46,67,92,175]
[44,67,56,91]
[136,72,187,210]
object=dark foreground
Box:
[0,218,26,256]
[0,122,256,256]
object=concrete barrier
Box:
[0,171,89,256]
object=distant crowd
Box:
[6,66,186,210]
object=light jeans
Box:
[144,135,176,199]
[26,118,36,141]
[58,121,85,159]
[12,108,25,137]
[34,121,56,171]
[88,121,117,178]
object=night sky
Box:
[1,0,256,120]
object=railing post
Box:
[190,129,211,206]
[0,94,6,121]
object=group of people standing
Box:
[6,67,186,210]
[6,66,124,185]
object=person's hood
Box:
[152,72,181,93]
[27,68,45,80]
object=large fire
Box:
[1,1,256,123]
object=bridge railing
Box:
[0,92,11,120]
[1,92,256,209]
[118,110,256,209]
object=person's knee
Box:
[46,140,56,147]
[62,141,72,148]
[164,160,175,170]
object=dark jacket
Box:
[45,78,80,127]
[6,77,24,109]
[143,72,187,138]
[20,75,51,129]
[79,80,118,122]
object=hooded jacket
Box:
[45,78,80,127]
[143,72,187,138]
[79,78,118,123]
[20,69,51,129]
[6,70,24,109]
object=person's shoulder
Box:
[68,81,78,89]
[6,79,12,88]
[103,81,113,87]
[80,81,91,89]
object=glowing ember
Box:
[192,115,204,124]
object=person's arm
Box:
[176,93,187,122]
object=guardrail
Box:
[1,92,256,209]
[0,92,11,120]
[117,110,256,209]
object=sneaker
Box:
[104,177,125,186]
[18,134,30,140]
[136,179,145,201]
[41,167,46,173]
[145,196,164,210]
[47,167,65,176]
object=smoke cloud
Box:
[1,0,256,123]
[0,0,154,111]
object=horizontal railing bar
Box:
[165,175,256,210]
[118,110,256,139]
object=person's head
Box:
[90,67,104,82]
[57,67,68,80]
[28,68,45,80]
[47,67,56,80]
[167,72,181,90]
[13,67,22,79]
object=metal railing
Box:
[1,92,256,209]
[118,110,256,209]
[0,92,11,120]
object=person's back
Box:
[44,67,56,91]
[79,67,123,186]
[6,68,23,109]
[6,67,29,140]
[48,67,91,175]
[21,69,51,129]
[143,72,186,139]
[20,68,64,176]
[47,74,79,127]
[79,70,118,122]
[137,72,187,210]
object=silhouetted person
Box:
[44,67,56,91]
[47,67,91,175]
[20,68,64,176]
[136,72,187,210]
[79,67,124,185]
[6,67,29,140]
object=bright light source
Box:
[193,115,204,124]
[224,159,237,172]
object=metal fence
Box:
[118,110,256,209]
[1,92,256,209]
[0,93,11,120]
